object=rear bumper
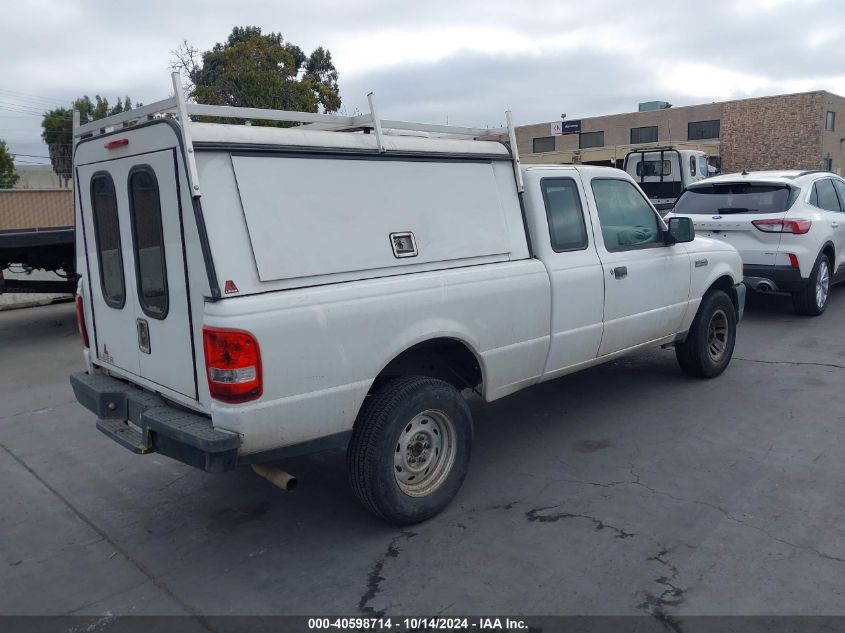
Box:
[743,265,808,293]
[70,371,240,473]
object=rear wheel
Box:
[792,253,831,316]
[675,290,737,378]
[347,376,473,525]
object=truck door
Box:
[77,148,196,400]
[582,176,690,356]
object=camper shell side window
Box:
[128,165,169,320]
[90,172,126,309]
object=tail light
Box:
[202,327,262,403]
[75,295,90,348]
[752,219,812,234]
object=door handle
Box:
[611,266,628,280]
[832,221,839,228]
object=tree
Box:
[41,95,136,185]
[0,140,18,188]
[171,26,341,117]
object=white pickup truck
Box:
[69,75,745,525]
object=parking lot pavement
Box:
[1,292,844,621]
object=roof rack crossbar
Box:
[74,96,178,137]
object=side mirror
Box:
[666,216,695,244]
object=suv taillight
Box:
[75,295,90,348]
[752,219,812,234]
[202,327,262,403]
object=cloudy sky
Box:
[2,0,843,165]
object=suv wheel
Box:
[792,253,831,316]
[675,289,737,378]
[347,376,473,525]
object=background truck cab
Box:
[624,148,711,213]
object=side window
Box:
[689,156,697,177]
[833,180,845,212]
[90,173,125,309]
[128,167,169,319]
[815,179,842,212]
[591,179,661,251]
[541,178,588,252]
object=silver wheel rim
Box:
[393,409,456,497]
[816,259,830,310]
[707,308,729,363]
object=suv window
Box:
[128,166,169,319]
[815,179,842,212]
[541,178,588,252]
[833,180,845,211]
[90,173,125,309]
[674,183,793,215]
[591,179,661,250]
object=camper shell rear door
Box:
[75,121,199,405]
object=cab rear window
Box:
[90,173,126,309]
[674,183,796,215]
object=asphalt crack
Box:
[525,505,635,539]
[358,531,416,616]
[733,357,845,371]
[639,547,687,633]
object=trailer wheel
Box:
[675,289,736,378]
[347,376,473,525]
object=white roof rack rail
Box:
[72,72,519,198]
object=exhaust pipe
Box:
[252,463,298,491]
[756,281,773,293]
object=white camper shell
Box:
[70,74,745,524]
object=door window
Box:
[90,173,125,309]
[541,178,588,251]
[689,156,697,177]
[128,166,169,319]
[815,179,842,212]
[591,179,661,251]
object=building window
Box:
[630,126,658,144]
[688,120,720,140]
[580,131,605,149]
[533,136,556,153]
[821,157,833,172]
[826,111,836,131]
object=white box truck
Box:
[70,74,744,524]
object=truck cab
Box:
[624,148,711,213]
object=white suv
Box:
[669,170,845,315]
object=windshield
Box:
[674,183,795,214]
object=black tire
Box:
[792,253,831,316]
[675,289,737,378]
[347,376,473,525]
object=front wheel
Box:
[347,376,473,525]
[675,290,737,378]
[792,253,831,316]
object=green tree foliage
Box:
[0,140,19,188]
[171,26,341,117]
[40,95,136,184]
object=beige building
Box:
[12,164,71,190]
[511,90,845,175]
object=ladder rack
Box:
[73,72,521,197]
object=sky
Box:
[2,0,844,165]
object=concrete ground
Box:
[1,291,844,621]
